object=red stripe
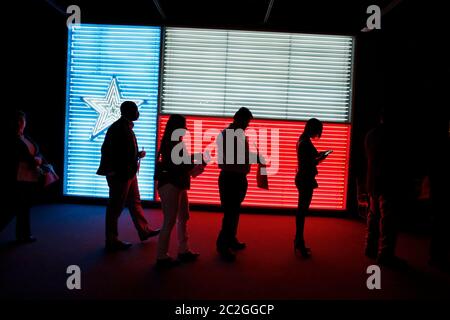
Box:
[157,115,351,210]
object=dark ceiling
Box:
[39,0,401,35]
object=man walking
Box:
[97,101,160,251]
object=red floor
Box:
[1,204,449,300]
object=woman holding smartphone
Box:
[295,118,331,258]
[155,114,207,268]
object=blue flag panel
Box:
[64,24,161,200]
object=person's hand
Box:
[138,151,146,159]
[202,150,211,165]
[317,152,328,161]
[34,156,43,166]
[258,154,267,165]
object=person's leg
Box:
[379,194,397,258]
[126,176,151,236]
[230,175,247,243]
[15,182,33,240]
[295,187,313,249]
[176,190,190,254]
[377,194,408,269]
[365,195,381,257]
[1,185,16,233]
[157,184,180,259]
[217,172,240,249]
[105,176,130,244]
[0,211,15,233]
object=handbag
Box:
[39,163,59,187]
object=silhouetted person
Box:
[216,107,264,261]
[364,111,407,269]
[97,101,160,252]
[6,111,41,243]
[155,114,206,268]
[428,132,450,272]
[295,118,330,258]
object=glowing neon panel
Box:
[162,27,354,122]
[64,24,161,199]
[157,116,351,210]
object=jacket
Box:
[97,117,139,179]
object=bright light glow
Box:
[162,27,354,122]
[157,116,351,210]
[64,24,161,199]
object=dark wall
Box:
[8,1,68,201]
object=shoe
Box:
[156,257,180,269]
[217,247,236,262]
[230,241,246,251]
[16,235,37,244]
[105,240,132,252]
[139,229,160,242]
[365,247,378,260]
[377,255,408,270]
[178,251,200,262]
[294,241,311,258]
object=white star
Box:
[83,77,143,139]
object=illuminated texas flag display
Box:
[83,77,143,139]
[64,24,161,200]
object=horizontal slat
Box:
[156,115,350,210]
[162,27,354,123]
[64,24,161,200]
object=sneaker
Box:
[105,240,132,252]
[229,241,246,251]
[178,251,200,262]
[139,229,160,242]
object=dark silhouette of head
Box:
[162,114,187,147]
[233,107,253,130]
[120,101,140,121]
[15,110,26,135]
[303,118,323,139]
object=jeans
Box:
[157,183,190,259]
[366,194,398,258]
[217,171,248,249]
[14,182,36,239]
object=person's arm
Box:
[299,140,317,171]
[316,151,328,164]
[21,136,41,167]
[103,126,120,175]
[31,139,46,166]
[241,134,266,165]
